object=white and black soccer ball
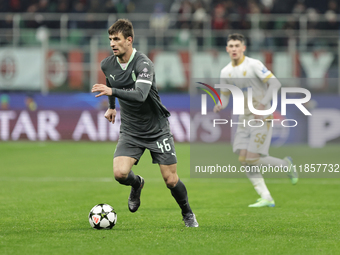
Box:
[88,204,117,229]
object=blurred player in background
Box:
[91,19,198,227]
[214,33,298,207]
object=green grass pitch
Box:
[0,142,339,255]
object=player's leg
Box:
[245,150,275,207]
[238,149,247,167]
[233,126,273,206]
[243,124,275,207]
[149,131,198,227]
[247,124,298,184]
[113,134,145,212]
[113,156,145,213]
[239,148,274,205]
[246,155,298,184]
[159,163,198,227]
[160,163,188,214]
[113,156,140,186]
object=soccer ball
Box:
[88,204,117,229]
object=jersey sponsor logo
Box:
[110,74,115,81]
[261,66,269,74]
[143,67,148,73]
[122,87,135,91]
[138,73,151,79]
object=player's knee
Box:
[113,169,128,182]
[245,157,260,166]
[164,175,178,189]
[238,155,246,166]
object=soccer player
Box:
[213,33,298,207]
[91,19,198,227]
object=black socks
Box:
[116,170,141,189]
[170,179,193,216]
[117,173,192,216]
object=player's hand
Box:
[254,104,265,120]
[213,104,222,113]
[105,108,116,124]
[91,84,113,97]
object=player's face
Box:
[109,32,132,58]
[226,40,246,61]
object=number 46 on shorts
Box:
[156,138,172,153]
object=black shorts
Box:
[114,132,177,165]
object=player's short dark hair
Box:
[227,33,245,44]
[108,19,134,41]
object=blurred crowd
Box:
[0,0,136,37]
[1,0,339,30]
[168,0,339,29]
[165,0,340,47]
[0,0,135,14]
[0,0,339,48]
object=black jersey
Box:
[101,49,171,138]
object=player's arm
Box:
[99,58,116,124]
[91,80,152,103]
[113,81,151,102]
[106,78,116,110]
[260,76,281,106]
[92,59,153,103]
[92,81,151,103]
[214,75,231,113]
[104,78,117,124]
[252,60,281,112]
